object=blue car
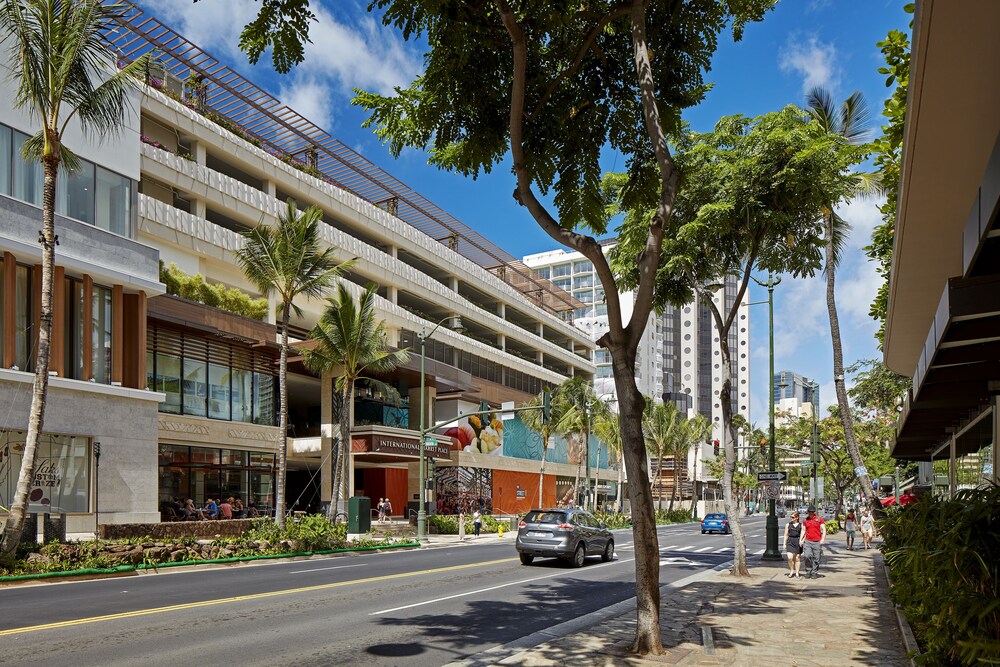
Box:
[701,513,731,534]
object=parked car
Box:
[701,513,731,534]
[515,508,614,567]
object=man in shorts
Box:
[801,505,825,579]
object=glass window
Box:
[253,372,275,425]
[12,131,42,206]
[183,358,207,417]
[0,432,90,513]
[154,352,181,414]
[535,267,550,280]
[553,278,571,291]
[573,275,593,289]
[594,350,611,364]
[63,278,86,379]
[0,125,11,196]
[595,303,608,316]
[231,369,252,423]
[596,366,613,378]
[92,285,112,383]
[573,260,593,273]
[575,290,594,304]
[15,264,33,372]
[552,264,571,278]
[573,307,592,319]
[56,161,95,224]
[95,166,131,237]
[208,363,231,420]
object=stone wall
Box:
[99,518,256,540]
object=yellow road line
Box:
[0,557,515,637]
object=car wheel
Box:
[519,552,534,566]
[601,539,614,562]
[701,529,706,534]
[571,543,586,568]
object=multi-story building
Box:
[524,247,751,509]
[522,243,664,403]
[773,370,820,426]
[0,1,614,532]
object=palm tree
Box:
[303,283,409,520]
[592,400,623,513]
[235,199,352,528]
[807,87,884,517]
[642,401,680,511]
[555,376,600,509]
[669,413,711,513]
[0,0,149,557]
[519,390,563,509]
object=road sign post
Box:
[756,471,788,483]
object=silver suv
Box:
[515,508,614,567]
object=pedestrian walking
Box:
[801,505,825,579]
[458,511,466,541]
[783,511,803,578]
[377,498,385,523]
[860,509,875,549]
[472,510,482,537]
[382,498,393,521]
[844,511,857,550]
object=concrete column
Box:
[192,140,207,166]
[448,276,458,292]
[407,385,436,433]
[537,350,544,365]
[498,333,506,352]
[537,322,544,337]
[193,198,207,220]
[320,372,334,505]
[949,435,958,499]
[386,286,398,304]
[498,303,506,319]
[263,179,277,198]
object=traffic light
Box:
[713,440,720,457]
[542,388,551,425]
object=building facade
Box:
[773,370,819,426]
[0,1,618,531]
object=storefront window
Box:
[154,352,181,413]
[15,264,32,372]
[182,358,207,418]
[231,369,252,423]
[95,166,131,237]
[208,363,231,420]
[0,431,91,513]
[64,278,86,380]
[11,131,42,206]
[158,444,274,508]
[92,285,112,383]
[56,161,95,225]
[253,372,275,426]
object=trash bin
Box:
[509,516,520,531]
[348,496,371,534]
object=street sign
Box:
[500,401,515,421]
[764,481,780,499]
[757,471,788,482]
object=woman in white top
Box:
[844,511,857,550]
[860,511,875,549]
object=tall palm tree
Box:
[592,400,623,513]
[519,389,565,509]
[0,0,148,557]
[668,413,711,513]
[303,283,409,520]
[642,401,680,511]
[555,376,600,509]
[235,199,352,528]
[807,87,884,517]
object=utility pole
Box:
[752,273,782,561]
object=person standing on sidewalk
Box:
[844,511,857,550]
[783,511,803,577]
[801,505,825,579]
[860,509,875,549]
[472,509,482,537]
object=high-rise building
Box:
[773,370,820,425]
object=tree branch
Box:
[495,0,625,344]
[722,231,762,333]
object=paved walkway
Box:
[471,544,909,666]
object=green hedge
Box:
[880,485,1000,665]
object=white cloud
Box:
[779,36,839,95]
[835,195,885,253]
[278,78,334,131]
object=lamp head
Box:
[451,315,465,334]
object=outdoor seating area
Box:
[159,498,270,522]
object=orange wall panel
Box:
[492,469,549,515]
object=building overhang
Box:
[884,0,1000,375]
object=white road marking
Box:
[713,548,731,553]
[673,545,693,552]
[370,557,634,616]
[694,546,713,553]
[287,564,366,574]
[754,548,765,555]
[663,545,679,550]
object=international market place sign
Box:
[369,435,451,459]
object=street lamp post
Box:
[752,273,783,561]
[417,315,463,543]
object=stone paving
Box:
[493,545,910,667]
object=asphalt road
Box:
[0,515,777,666]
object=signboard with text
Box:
[757,471,788,482]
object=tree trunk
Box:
[612,345,663,655]
[274,302,291,528]
[0,153,58,558]
[668,450,681,513]
[615,450,624,513]
[825,214,880,517]
[329,380,351,520]
[718,335,750,575]
[656,454,665,511]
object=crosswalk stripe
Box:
[674,545,693,552]
[713,548,731,553]
[694,546,713,553]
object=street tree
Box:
[554,376,600,510]
[303,283,410,521]
[642,401,680,511]
[806,87,885,519]
[667,414,711,513]
[0,0,149,557]
[610,106,848,574]
[518,390,558,509]
[235,199,351,528]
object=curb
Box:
[879,554,921,667]
[0,541,420,584]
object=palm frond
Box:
[824,211,851,275]
[838,91,872,144]
[805,86,837,135]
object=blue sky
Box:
[140,0,911,424]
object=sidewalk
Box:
[465,544,910,666]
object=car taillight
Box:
[518,521,526,528]
[556,523,572,531]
